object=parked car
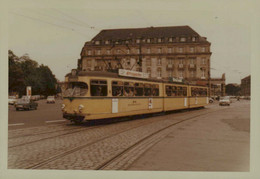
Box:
[219,96,231,106]
[8,96,17,105]
[47,96,55,103]
[15,98,38,111]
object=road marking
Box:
[45,120,66,123]
[8,123,24,126]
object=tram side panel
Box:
[188,86,208,108]
[163,84,189,111]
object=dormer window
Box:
[180,37,186,42]
[105,40,109,44]
[87,50,92,55]
[95,41,100,45]
[192,37,196,42]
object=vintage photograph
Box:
[2,0,258,178]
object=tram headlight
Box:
[78,104,84,113]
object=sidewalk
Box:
[127,101,250,171]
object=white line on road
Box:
[45,120,66,123]
[8,123,24,126]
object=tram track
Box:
[21,107,227,170]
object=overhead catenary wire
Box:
[50,8,99,31]
[10,12,92,38]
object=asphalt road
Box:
[8,99,69,129]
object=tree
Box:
[8,50,58,97]
[225,84,241,96]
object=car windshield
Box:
[9,96,16,99]
[17,98,29,104]
[47,96,54,99]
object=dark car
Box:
[15,98,38,111]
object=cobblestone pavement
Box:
[8,104,224,170]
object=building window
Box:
[107,49,111,55]
[179,71,183,78]
[201,47,206,52]
[190,47,194,52]
[192,37,196,42]
[158,38,162,43]
[168,48,172,53]
[87,50,92,55]
[127,49,130,54]
[168,71,172,77]
[202,58,206,64]
[87,60,91,67]
[190,71,194,78]
[147,39,151,43]
[158,58,162,65]
[97,50,101,55]
[157,68,162,77]
[95,41,100,45]
[158,48,162,53]
[179,59,184,64]
[117,49,120,54]
[168,59,173,64]
[105,40,109,45]
[146,59,151,66]
[179,47,183,53]
[169,37,173,42]
[202,69,205,78]
[147,68,151,77]
[190,58,195,64]
[147,48,151,54]
[136,39,140,43]
[180,37,186,42]
[137,49,140,54]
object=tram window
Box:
[134,83,144,96]
[90,80,107,96]
[191,87,197,97]
[63,82,88,97]
[144,84,152,96]
[171,86,177,96]
[183,87,187,96]
[166,85,172,96]
[124,82,134,97]
[152,84,159,96]
[177,86,183,96]
[112,81,123,96]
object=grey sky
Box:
[8,0,251,84]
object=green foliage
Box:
[8,50,58,97]
[225,84,241,96]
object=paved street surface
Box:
[8,99,250,171]
[127,100,250,171]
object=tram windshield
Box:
[63,82,88,97]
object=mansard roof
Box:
[92,26,207,42]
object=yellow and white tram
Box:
[62,69,209,123]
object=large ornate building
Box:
[78,26,211,85]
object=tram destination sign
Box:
[119,69,149,79]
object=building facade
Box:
[78,26,211,85]
[241,75,251,96]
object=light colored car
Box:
[8,96,17,105]
[47,96,55,103]
[219,96,231,106]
